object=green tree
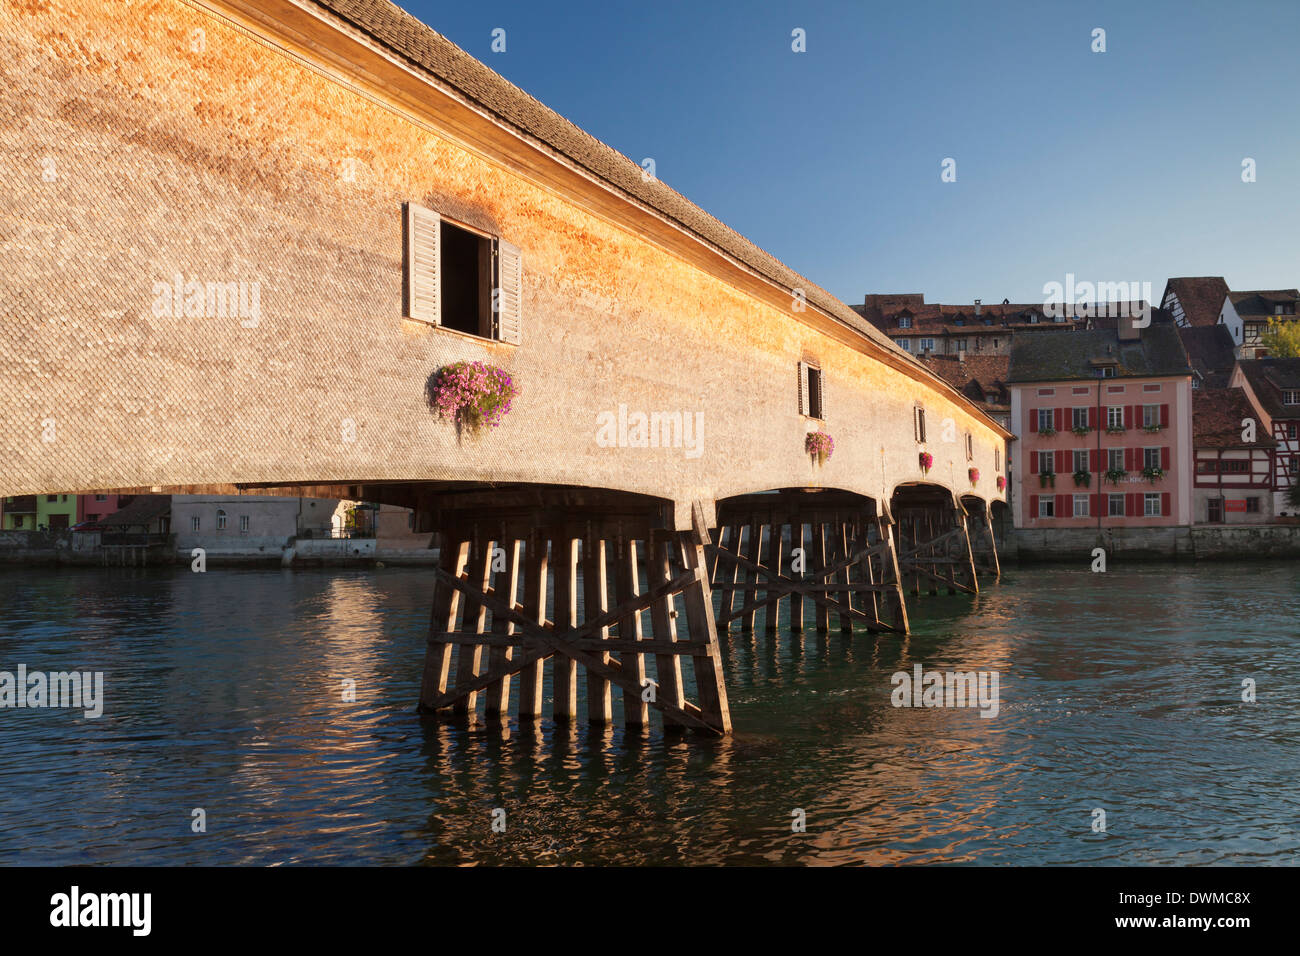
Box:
[1259,318,1300,358]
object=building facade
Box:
[1230,359,1300,515]
[1191,389,1276,524]
[1008,323,1194,528]
[1219,290,1300,359]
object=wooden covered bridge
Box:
[0,0,1011,735]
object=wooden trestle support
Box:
[707,491,909,636]
[891,495,983,597]
[417,494,731,735]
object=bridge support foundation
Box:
[708,491,908,636]
[417,491,731,735]
[893,497,980,598]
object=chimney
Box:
[974,299,982,316]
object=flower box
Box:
[919,451,933,474]
[1039,472,1056,488]
[1104,468,1128,485]
[1141,466,1166,483]
[1072,469,1091,488]
[968,467,980,487]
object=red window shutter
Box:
[1056,450,1067,474]
[1088,406,1098,429]
[1029,494,1038,517]
[1054,407,1064,432]
[1090,449,1101,471]
[1161,492,1171,516]
[1124,447,1134,471]
[1161,447,1170,470]
[1028,408,1038,433]
[1125,493,1137,517]
[1123,405,1132,429]
[1029,451,1039,474]
[1160,404,1170,428]
[1091,493,1101,516]
[1056,494,1068,517]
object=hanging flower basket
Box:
[996,475,1006,492]
[805,430,834,465]
[1141,466,1166,484]
[968,467,980,487]
[427,360,520,437]
[1073,469,1091,488]
[1104,468,1127,485]
[919,451,933,474]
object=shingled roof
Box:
[305,0,900,355]
[1193,389,1276,449]
[1235,358,1300,418]
[1161,277,1229,328]
[919,355,1010,411]
[1007,324,1192,383]
[1228,290,1300,317]
[1178,324,1237,388]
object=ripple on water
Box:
[0,563,1298,864]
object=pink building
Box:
[77,493,131,526]
[1008,321,1194,528]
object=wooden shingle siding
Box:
[405,202,440,324]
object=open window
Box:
[403,204,522,344]
[798,361,824,420]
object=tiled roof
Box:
[856,297,1155,336]
[920,355,1010,410]
[1228,290,1300,317]
[1178,325,1237,388]
[1236,358,1300,418]
[1007,324,1192,383]
[1193,389,1276,448]
[305,0,898,354]
[1162,277,1229,327]
[101,495,171,528]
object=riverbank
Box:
[1005,523,1300,561]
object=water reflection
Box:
[0,564,1298,864]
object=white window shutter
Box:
[405,202,440,324]
[797,361,809,416]
[494,238,523,344]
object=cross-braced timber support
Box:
[892,487,981,597]
[417,488,731,735]
[961,496,1002,580]
[708,489,909,636]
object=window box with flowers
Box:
[1039,426,1058,438]
[919,452,933,474]
[1105,425,1127,435]
[1071,426,1091,438]
[1141,466,1166,483]
[1104,468,1128,485]
[996,475,1006,493]
[1039,471,1056,489]
[968,467,980,487]
[426,360,521,437]
[1142,423,1164,434]
[1072,469,1091,488]
[805,430,834,466]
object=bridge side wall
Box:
[0,0,1005,525]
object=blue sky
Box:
[400,0,1300,307]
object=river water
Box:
[1,563,1297,866]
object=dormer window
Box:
[954,318,964,326]
[898,315,913,329]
